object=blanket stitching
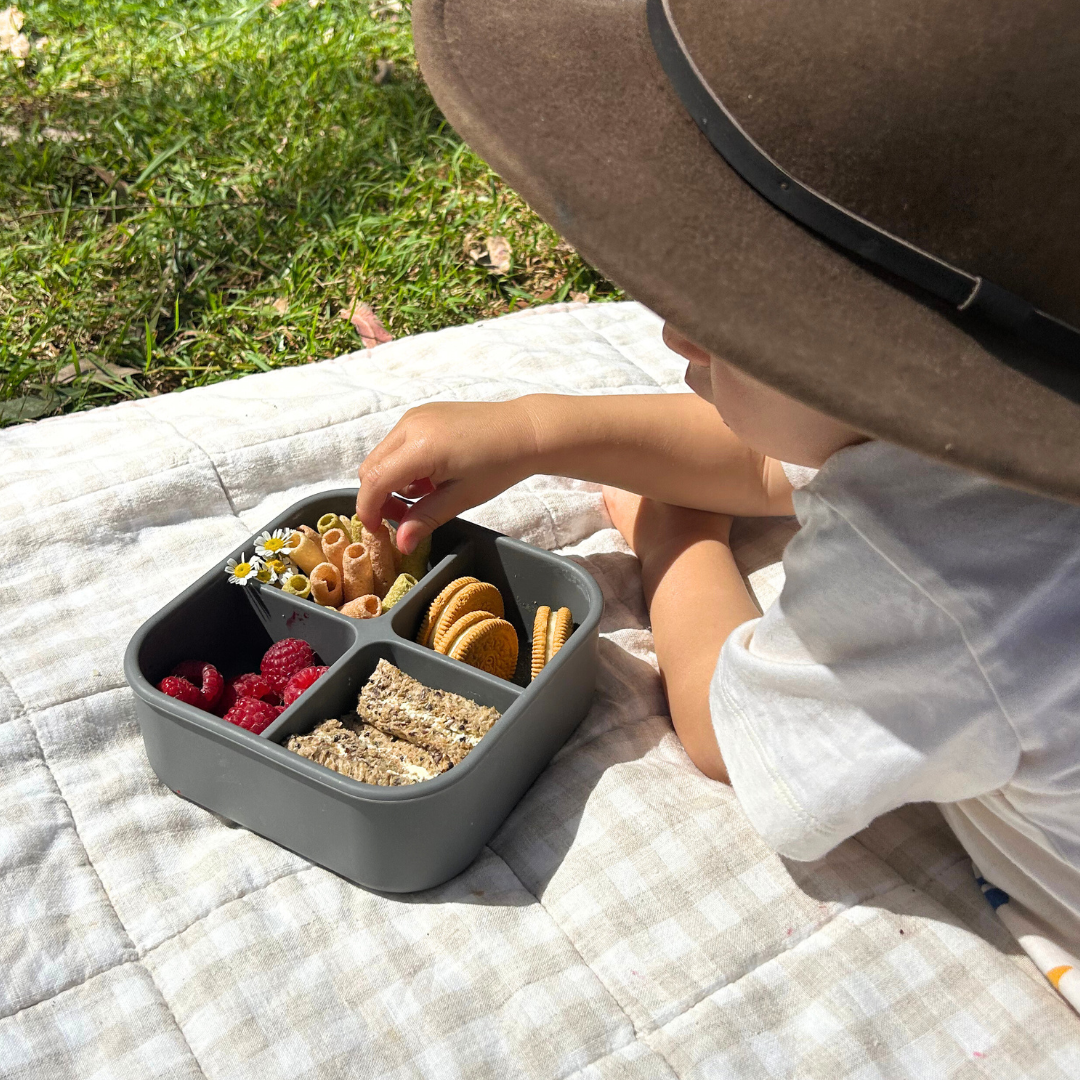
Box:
[138,959,214,1079]
[5,714,142,1019]
[133,405,240,517]
[494,715,912,1038]
[20,679,309,982]
[638,877,1063,1057]
[844,831,1038,963]
[138,864,309,958]
[0,664,25,724]
[0,959,210,1078]
[122,373,667,479]
[0,456,227,519]
[563,1040,680,1080]
[0,859,313,1028]
[481,845,645,1069]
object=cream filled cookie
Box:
[531,606,573,681]
[438,610,519,681]
[426,580,505,652]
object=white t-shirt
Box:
[711,440,1080,952]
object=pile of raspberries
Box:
[156,638,328,735]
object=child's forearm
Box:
[523,394,793,517]
[639,518,761,783]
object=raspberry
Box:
[231,672,276,701]
[171,661,223,710]
[261,638,317,694]
[223,697,282,735]
[282,665,329,706]
[213,672,277,717]
[157,676,202,708]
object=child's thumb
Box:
[393,482,466,554]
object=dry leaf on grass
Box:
[374,58,394,85]
[0,6,29,63]
[570,291,589,304]
[271,296,288,314]
[90,165,129,197]
[485,235,512,274]
[370,1,403,21]
[469,235,513,276]
[56,361,140,385]
[339,300,393,349]
[0,394,52,423]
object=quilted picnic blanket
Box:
[3,300,1079,1079]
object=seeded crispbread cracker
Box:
[286,715,449,786]
[357,659,500,764]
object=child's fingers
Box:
[393,482,468,555]
[399,478,436,499]
[379,494,413,523]
[356,447,434,529]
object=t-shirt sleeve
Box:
[711,490,1021,862]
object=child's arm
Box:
[356,393,794,552]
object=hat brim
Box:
[414,0,1080,503]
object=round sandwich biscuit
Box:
[432,582,504,653]
[432,608,492,654]
[417,577,506,649]
[442,612,519,681]
[416,576,479,647]
[531,606,573,681]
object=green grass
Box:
[0,0,621,426]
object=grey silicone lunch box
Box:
[124,488,603,893]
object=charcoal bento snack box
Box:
[124,488,604,893]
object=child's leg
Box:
[603,487,761,783]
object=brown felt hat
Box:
[413,0,1080,502]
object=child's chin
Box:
[684,365,714,404]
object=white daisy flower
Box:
[262,556,293,583]
[255,528,294,560]
[225,553,263,585]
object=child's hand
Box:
[356,399,539,554]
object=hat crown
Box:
[670,0,1080,325]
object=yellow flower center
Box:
[264,537,286,553]
[234,562,251,576]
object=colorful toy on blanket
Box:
[224,518,432,619]
[154,638,328,734]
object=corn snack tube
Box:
[288,527,325,575]
[317,513,350,536]
[282,573,311,599]
[360,521,397,599]
[342,542,374,602]
[381,573,418,613]
[397,533,431,581]
[321,528,350,573]
[340,594,381,619]
[310,562,343,607]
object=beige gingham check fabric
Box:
[2,302,1078,1078]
